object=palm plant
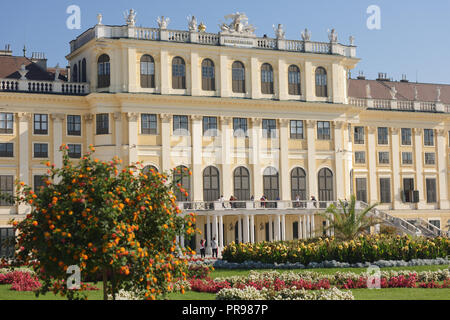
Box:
[318,195,382,241]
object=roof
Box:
[348,79,450,104]
[0,55,66,81]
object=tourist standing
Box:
[200,238,206,258]
[211,237,218,258]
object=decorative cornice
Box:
[83,113,94,123]
[159,113,172,122]
[51,113,65,122]
[391,127,400,134]
[279,118,290,126]
[113,112,122,121]
[17,112,31,121]
[333,120,344,129]
[190,114,203,121]
[306,120,316,128]
[367,126,376,134]
[251,118,262,125]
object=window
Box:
[0,176,14,206]
[96,114,109,135]
[0,143,13,157]
[232,61,245,93]
[426,178,437,203]
[378,152,390,164]
[425,152,436,165]
[141,114,157,135]
[354,127,365,144]
[0,227,15,258]
[317,121,331,140]
[68,144,82,159]
[201,59,215,91]
[143,165,159,174]
[401,128,412,145]
[355,178,367,203]
[262,119,277,138]
[203,166,220,201]
[97,54,110,88]
[291,167,306,201]
[290,120,304,139]
[34,143,48,158]
[318,168,334,202]
[67,115,81,136]
[234,167,250,202]
[233,118,248,137]
[424,129,434,146]
[173,166,190,201]
[34,114,48,135]
[263,167,279,203]
[378,127,388,145]
[81,59,87,83]
[402,178,414,203]
[0,113,13,134]
[173,115,189,135]
[355,151,366,164]
[261,63,274,94]
[402,152,413,165]
[288,65,301,95]
[315,67,327,97]
[73,64,78,82]
[202,117,217,137]
[429,219,440,229]
[172,57,186,89]
[140,55,155,88]
[379,178,391,203]
[33,175,46,193]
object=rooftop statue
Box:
[414,86,419,100]
[349,36,355,46]
[273,24,285,40]
[187,15,197,32]
[219,12,255,35]
[157,16,170,30]
[301,28,311,41]
[328,28,338,43]
[390,86,397,100]
[124,9,137,27]
[436,87,441,102]
[97,13,103,25]
[198,22,206,32]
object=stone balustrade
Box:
[0,78,89,95]
[349,97,448,113]
[70,24,357,58]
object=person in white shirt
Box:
[211,237,218,258]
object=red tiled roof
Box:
[348,79,450,104]
[0,55,58,81]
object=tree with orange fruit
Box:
[3,144,198,300]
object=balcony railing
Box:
[0,78,89,95]
[176,200,340,212]
[349,97,449,113]
[70,24,357,58]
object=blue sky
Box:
[0,0,449,84]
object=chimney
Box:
[400,74,409,83]
[376,72,390,82]
[356,71,366,80]
[0,44,12,56]
[31,52,47,70]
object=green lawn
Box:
[0,265,449,300]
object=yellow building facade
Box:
[0,12,449,254]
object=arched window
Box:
[234,167,250,206]
[143,165,159,175]
[72,64,78,83]
[263,167,279,204]
[232,61,245,93]
[291,167,306,201]
[97,54,110,88]
[140,55,155,88]
[315,67,327,97]
[173,165,190,201]
[81,59,87,83]
[203,166,220,201]
[318,168,334,203]
[288,65,301,95]
[201,59,215,91]
[172,56,186,89]
[261,63,274,94]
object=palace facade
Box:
[0,11,449,255]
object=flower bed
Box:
[0,271,41,291]
[189,269,450,294]
[216,287,354,300]
[221,235,449,264]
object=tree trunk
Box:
[103,269,108,301]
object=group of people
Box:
[199,237,218,258]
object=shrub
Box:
[221,235,449,264]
